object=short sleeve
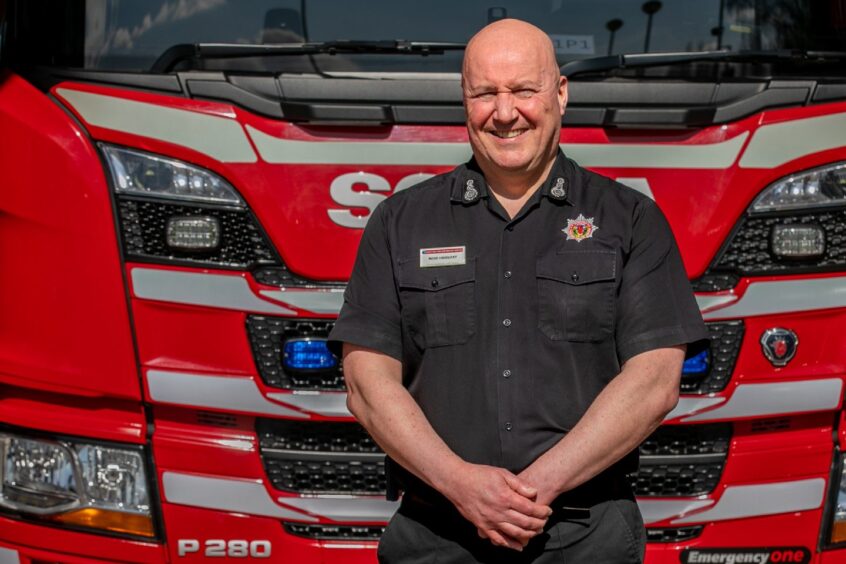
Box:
[614,198,709,365]
[328,203,403,360]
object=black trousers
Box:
[377,489,645,564]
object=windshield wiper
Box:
[560,49,846,78]
[151,41,467,73]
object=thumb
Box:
[502,472,537,499]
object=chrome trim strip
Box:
[147,369,308,419]
[682,378,842,422]
[162,472,317,522]
[639,453,726,466]
[279,496,400,523]
[637,499,714,526]
[739,112,846,168]
[702,276,846,320]
[56,88,257,163]
[672,478,825,524]
[267,392,352,417]
[695,294,739,313]
[263,450,385,462]
[131,268,295,315]
[663,397,726,421]
[247,125,747,169]
[259,288,345,314]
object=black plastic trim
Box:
[187,79,283,118]
[22,66,183,94]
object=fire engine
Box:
[1,1,846,562]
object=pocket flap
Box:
[537,251,616,285]
[398,260,475,291]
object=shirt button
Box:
[503,369,512,378]
[502,318,512,327]
[431,279,439,288]
[505,422,513,431]
[571,272,579,282]
[504,270,512,279]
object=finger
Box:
[502,472,537,499]
[504,509,547,533]
[485,529,524,551]
[496,522,536,546]
[509,493,553,519]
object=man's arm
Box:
[517,346,684,505]
[343,344,552,550]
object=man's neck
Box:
[480,155,558,219]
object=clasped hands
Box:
[443,463,554,551]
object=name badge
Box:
[419,246,466,268]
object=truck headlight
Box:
[828,451,846,544]
[0,432,154,538]
[751,162,846,213]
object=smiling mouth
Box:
[489,129,528,139]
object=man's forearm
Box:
[519,346,685,503]
[343,346,464,493]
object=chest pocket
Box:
[537,251,617,342]
[398,260,476,348]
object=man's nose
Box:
[493,92,517,122]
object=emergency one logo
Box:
[564,214,598,242]
[760,328,799,367]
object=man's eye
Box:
[476,92,496,101]
[514,89,536,99]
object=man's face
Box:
[462,38,567,177]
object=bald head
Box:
[463,19,559,84]
[460,19,567,191]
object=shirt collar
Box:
[450,150,572,205]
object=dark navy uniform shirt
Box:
[329,152,708,488]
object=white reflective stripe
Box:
[147,369,308,419]
[162,472,317,522]
[636,499,714,526]
[671,478,825,524]
[739,112,846,168]
[131,268,295,315]
[323,544,378,549]
[260,288,345,314]
[663,397,726,421]
[56,88,257,163]
[267,391,352,417]
[0,548,20,564]
[702,276,846,320]
[681,378,842,422]
[695,294,739,313]
[248,125,472,166]
[247,125,747,169]
[279,496,399,523]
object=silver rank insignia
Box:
[550,177,567,200]
[463,179,479,202]
[564,213,598,242]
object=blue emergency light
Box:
[682,350,709,377]
[283,339,338,370]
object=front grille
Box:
[646,526,703,543]
[631,463,723,497]
[284,523,385,540]
[246,316,344,390]
[254,266,342,288]
[631,424,731,497]
[639,424,731,457]
[681,321,744,394]
[258,419,383,494]
[117,197,278,268]
[691,273,739,293]
[259,419,730,499]
[714,209,846,274]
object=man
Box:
[328,18,708,563]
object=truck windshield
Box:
[83,0,846,76]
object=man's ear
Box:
[558,75,569,116]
